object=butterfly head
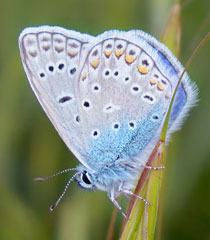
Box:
[76,170,97,191]
[75,165,118,193]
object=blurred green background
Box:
[0,0,209,239]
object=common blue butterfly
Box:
[19,26,197,217]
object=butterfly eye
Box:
[82,171,91,184]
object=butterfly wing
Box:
[76,30,197,169]
[19,27,197,172]
[19,26,95,170]
[131,30,198,134]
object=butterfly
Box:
[19,26,197,217]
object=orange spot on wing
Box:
[90,59,99,68]
[81,73,87,81]
[115,49,124,57]
[157,83,164,91]
[125,54,136,64]
[138,65,149,74]
[150,80,157,85]
[68,50,78,57]
[104,50,112,57]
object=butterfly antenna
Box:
[34,168,77,182]
[49,172,79,211]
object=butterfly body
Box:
[19,26,197,213]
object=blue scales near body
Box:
[87,102,165,169]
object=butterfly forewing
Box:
[19,26,95,169]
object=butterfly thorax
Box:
[76,157,142,197]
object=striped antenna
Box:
[49,172,79,211]
[34,168,77,182]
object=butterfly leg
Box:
[120,189,151,206]
[141,165,165,170]
[108,189,127,218]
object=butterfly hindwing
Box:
[76,31,182,169]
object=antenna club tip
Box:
[49,202,57,212]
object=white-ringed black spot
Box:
[91,129,100,139]
[59,96,72,103]
[142,93,156,104]
[152,115,159,120]
[129,122,134,127]
[83,101,91,108]
[144,95,153,101]
[84,101,89,107]
[123,75,131,84]
[154,74,159,78]
[93,131,98,136]
[48,66,54,72]
[128,121,136,129]
[131,84,141,94]
[58,63,65,70]
[112,69,121,79]
[105,70,110,76]
[91,83,101,93]
[112,122,120,131]
[40,73,45,78]
[103,69,112,79]
[133,86,139,91]
[70,67,76,75]
[114,71,119,76]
